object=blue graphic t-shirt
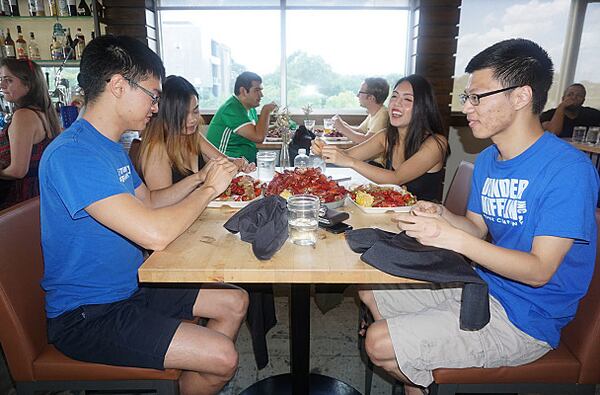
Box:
[467,132,599,347]
[39,119,144,318]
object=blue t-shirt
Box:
[39,119,144,318]
[467,132,599,347]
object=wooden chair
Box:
[0,198,181,394]
[430,210,600,395]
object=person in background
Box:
[0,58,60,210]
[332,77,390,144]
[206,71,277,163]
[312,74,448,202]
[540,83,600,138]
[360,38,598,395]
[39,35,248,395]
[139,75,254,192]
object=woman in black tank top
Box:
[138,76,255,192]
[312,74,448,202]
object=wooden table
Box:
[566,139,600,170]
[138,168,419,394]
[257,138,356,151]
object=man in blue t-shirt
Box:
[39,35,248,395]
[358,39,599,395]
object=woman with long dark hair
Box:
[0,59,61,209]
[313,74,448,202]
[139,75,253,191]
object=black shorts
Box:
[47,286,199,370]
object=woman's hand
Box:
[321,145,354,167]
[231,157,255,173]
[311,138,325,156]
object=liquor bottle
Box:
[0,0,11,16]
[28,0,37,16]
[77,0,90,16]
[28,32,41,60]
[47,0,57,16]
[0,31,7,60]
[10,0,19,16]
[57,0,69,16]
[74,28,86,59]
[36,0,45,15]
[50,37,64,60]
[15,26,28,60]
[90,31,95,41]
[4,29,16,59]
[65,28,75,59]
[68,0,76,15]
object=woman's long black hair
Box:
[384,74,447,167]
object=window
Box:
[573,2,600,109]
[157,1,410,113]
[452,0,571,112]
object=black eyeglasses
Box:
[459,85,520,106]
[357,91,370,96]
[123,78,160,105]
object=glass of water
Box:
[572,126,587,143]
[256,151,277,181]
[287,194,320,246]
[304,119,316,131]
[584,127,598,146]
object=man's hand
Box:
[202,158,238,199]
[410,200,443,216]
[393,209,463,252]
[261,102,278,115]
[311,138,325,156]
[559,95,577,110]
[321,145,354,167]
[333,115,345,130]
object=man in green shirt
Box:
[207,71,277,163]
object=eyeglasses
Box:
[357,91,370,96]
[459,85,520,106]
[123,78,160,105]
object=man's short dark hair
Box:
[465,38,554,114]
[78,35,166,105]
[565,83,586,95]
[234,71,262,95]
[364,77,390,104]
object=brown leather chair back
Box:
[444,161,474,216]
[559,210,600,384]
[0,198,46,381]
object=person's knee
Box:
[365,322,391,366]
[212,342,239,379]
[229,288,249,320]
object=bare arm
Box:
[320,134,447,185]
[236,102,277,143]
[396,209,573,287]
[333,115,371,143]
[198,133,255,172]
[86,158,237,251]
[0,109,44,179]
[542,98,575,135]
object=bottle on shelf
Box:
[308,149,326,173]
[50,37,64,60]
[1,0,11,16]
[0,31,6,60]
[294,148,309,169]
[57,0,70,16]
[15,26,28,60]
[3,29,16,59]
[90,31,95,41]
[77,0,91,16]
[74,28,86,59]
[10,0,19,16]
[28,32,41,60]
[68,0,76,15]
[65,28,75,60]
[28,0,45,16]
[47,0,57,16]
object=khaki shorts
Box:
[373,285,551,387]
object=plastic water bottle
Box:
[294,148,309,168]
[309,149,326,173]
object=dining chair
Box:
[0,198,181,395]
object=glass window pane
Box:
[573,2,600,110]
[286,0,409,7]
[285,9,408,111]
[452,0,570,112]
[158,0,279,7]
[159,10,280,110]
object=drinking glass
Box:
[584,127,598,146]
[590,127,600,146]
[304,119,316,131]
[323,118,335,135]
[287,194,320,246]
[256,151,277,181]
[572,126,587,143]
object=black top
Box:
[171,155,206,184]
[385,156,444,203]
[540,106,600,138]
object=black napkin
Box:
[346,229,490,331]
[223,195,288,260]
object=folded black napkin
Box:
[345,229,490,331]
[223,195,288,260]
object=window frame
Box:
[154,1,413,115]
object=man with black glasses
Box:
[358,39,598,395]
